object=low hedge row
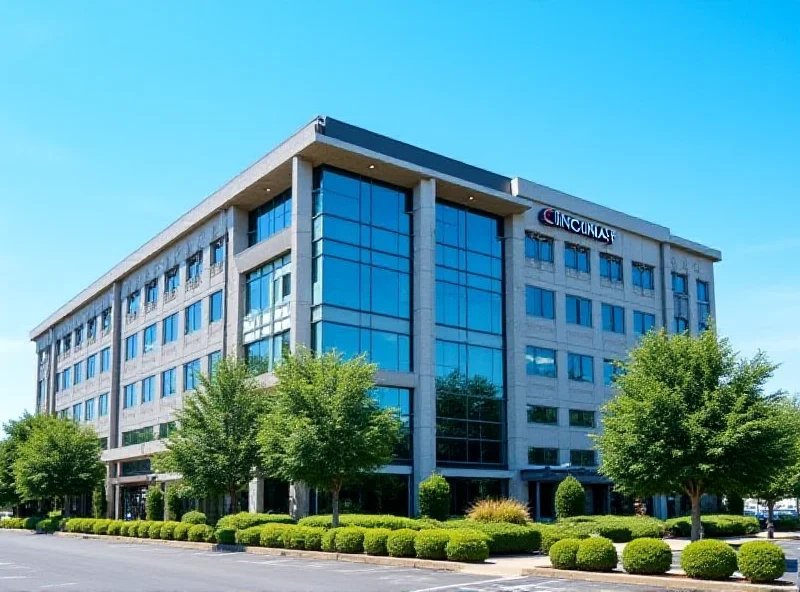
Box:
[297,514,428,531]
[64,518,217,543]
[440,521,541,554]
[0,516,43,530]
[216,512,295,531]
[665,514,759,538]
[556,516,666,542]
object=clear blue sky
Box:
[1,1,798,425]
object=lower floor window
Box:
[570,449,597,467]
[245,330,291,373]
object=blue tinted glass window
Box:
[123,384,136,408]
[72,402,82,422]
[161,368,176,397]
[672,273,687,294]
[183,359,201,391]
[127,291,140,315]
[211,238,225,265]
[63,368,71,389]
[599,254,623,283]
[184,302,202,334]
[567,353,594,382]
[86,354,96,379]
[73,362,82,385]
[566,295,592,327]
[165,267,179,292]
[246,254,292,315]
[209,291,223,322]
[313,322,409,372]
[85,398,95,420]
[525,286,555,319]
[526,346,557,378]
[525,234,554,262]
[571,449,596,467]
[244,330,290,372]
[163,313,178,343]
[187,251,203,281]
[565,244,590,272]
[98,393,109,416]
[100,348,110,372]
[141,376,155,403]
[125,334,137,360]
[248,189,292,246]
[634,311,656,335]
[208,350,222,375]
[145,279,158,305]
[373,387,412,461]
[601,303,625,333]
[633,263,655,290]
[143,324,157,353]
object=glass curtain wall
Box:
[435,201,506,467]
[311,167,412,372]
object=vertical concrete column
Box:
[659,243,674,331]
[504,214,529,505]
[109,281,122,448]
[47,328,57,415]
[114,483,121,520]
[411,178,437,515]
[287,155,313,519]
[248,477,264,513]
[224,207,249,359]
[105,464,114,518]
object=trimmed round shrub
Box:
[681,539,737,580]
[335,527,366,554]
[216,512,296,531]
[303,527,324,551]
[737,541,785,583]
[283,526,305,550]
[215,527,236,545]
[414,530,451,560]
[107,520,124,536]
[549,538,581,570]
[148,522,165,539]
[137,521,153,538]
[188,524,215,542]
[537,523,591,553]
[622,538,672,575]
[298,514,424,531]
[445,531,490,562]
[145,485,164,521]
[160,521,180,540]
[321,528,339,552]
[36,517,60,533]
[555,476,585,519]
[418,473,451,521]
[236,526,265,546]
[576,537,618,572]
[64,519,81,533]
[23,516,42,530]
[119,522,131,537]
[387,529,417,558]
[173,522,191,541]
[165,484,183,521]
[364,528,392,556]
[260,523,290,548]
[467,498,529,525]
[181,511,207,525]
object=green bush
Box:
[148,521,165,539]
[173,522,191,541]
[181,511,207,525]
[215,527,236,545]
[36,517,60,533]
[549,538,581,570]
[93,519,113,535]
[236,526,265,546]
[137,521,153,538]
[666,514,759,538]
[158,521,178,540]
[335,527,366,554]
[2,517,25,529]
[282,525,322,550]
[418,473,450,521]
[621,538,672,575]
[681,539,737,580]
[536,523,591,552]
[737,541,785,583]
[146,485,164,521]
[298,514,424,530]
[387,529,417,557]
[576,537,618,572]
[414,530,451,560]
[188,524,215,542]
[107,520,124,536]
[23,516,42,530]
[119,522,131,536]
[260,524,291,548]
[445,531,490,562]
[321,528,339,552]
[555,516,666,543]
[363,528,391,555]
[216,512,296,530]
[453,522,540,555]
[304,527,324,551]
[555,476,585,519]
[165,484,183,521]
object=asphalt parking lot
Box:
[0,533,682,592]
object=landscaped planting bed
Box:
[665,514,759,538]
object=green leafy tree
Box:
[92,485,107,518]
[258,347,401,527]
[146,485,164,521]
[0,413,37,510]
[555,475,586,519]
[13,415,104,513]
[165,482,186,521]
[153,358,269,515]
[595,328,796,540]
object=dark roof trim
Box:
[521,468,612,485]
[319,117,512,194]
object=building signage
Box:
[538,208,617,245]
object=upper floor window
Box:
[570,449,597,467]
[672,273,688,295]
[62,367,71,390]
[697,280,710,331]
[100,347,110,373]
[72,402,82,422]
[604,359,623,386]
[162,368,177,397]
[184,359,201,391]
[127,291,140,316]
[185,301,202,334]
[565,243,590,273]
[165,266,180,293]
[101,308,112,333]
[143,323,157,353]
[569,409,595,428]
[566,295,592,327]
[98,393,109,416]
[186,251,203,283]
[599,254,623,284]
[84,398,95,421]
[601,303,625,333]
[248,189,292,246]
[210,238,225,266]
[74,326,84,347]
[87,318,96,340]
[124,334,137,361]
[526,346,557,378]
[246,254,292,316]
[529,447,559,466]
[208,350,222,375]
[673,273,689,332]
[123,383,137,409]
[525,286,555,319]
[163,313,178,343]
[63,334,71,353]
[633,311,656,335]
[73,361,83,385]
[145,279,158,306]
[527,405,558,424]
[568,352,594,383]
[525,233,554,263]
[141,376,155,403]
[86,354,97,379]
[209,291,223,323]
[632,263,655,290]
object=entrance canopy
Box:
[521,467,611,485]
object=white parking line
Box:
[40,584,78,589]
[0,576,28,580]
[408,576,527,592]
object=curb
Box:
[521,567,793,592]
[52,532,465,571]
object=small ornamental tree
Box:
[92,485,107,518]
[146,485,164,521]
[555,475,586,519]
[258,347,402,527]
[595,327,798,540]
[153,358,269,514]
[418,473,450,521]
[13,415,105,513]
[0,413,37,510]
